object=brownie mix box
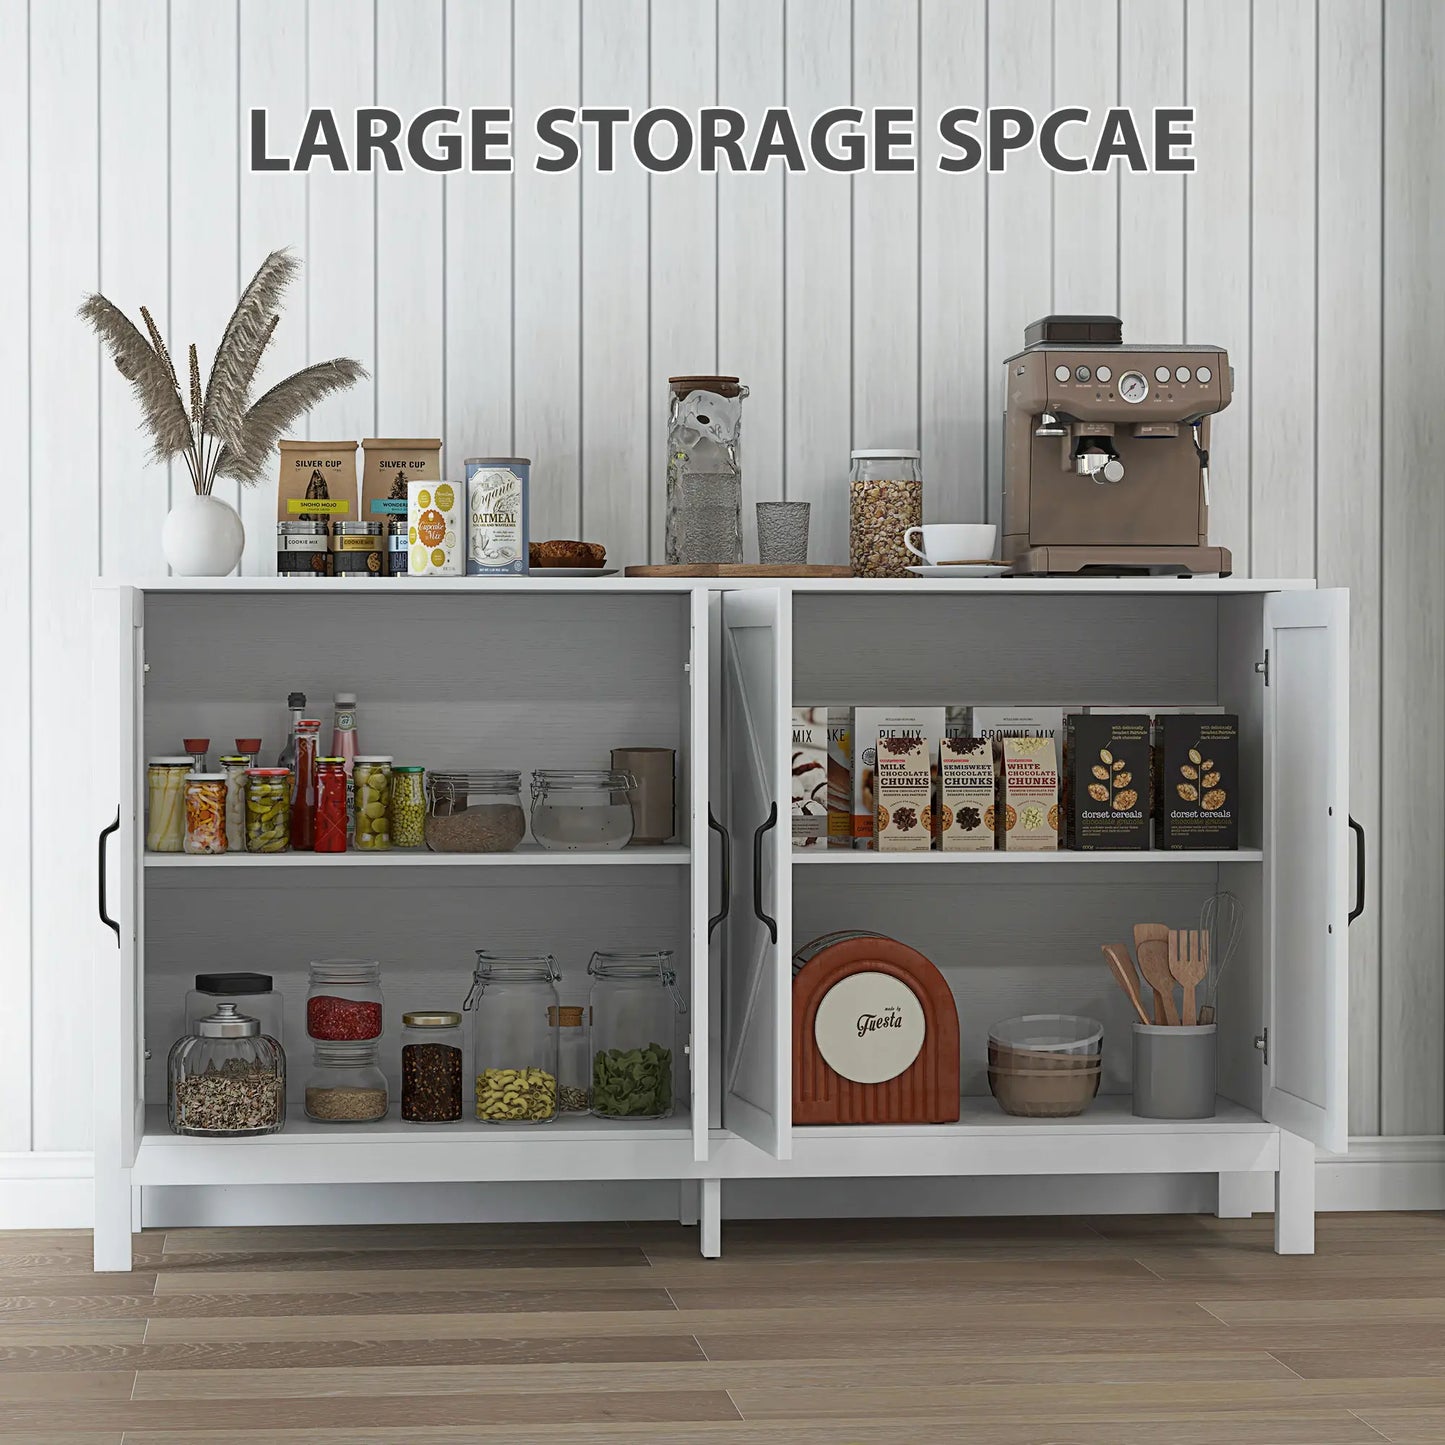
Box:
[1156,714,1240,849]
[1067,713,1151,850]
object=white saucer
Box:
[530,567,617,578]
[907,563,1010,578]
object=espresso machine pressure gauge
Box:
[1118,371,1148,404]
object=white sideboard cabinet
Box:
[91,577,1354,1270]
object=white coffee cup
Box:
[903,523,998,565]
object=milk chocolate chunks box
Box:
[1156,714,1240,849]
[1067,713,1150,850]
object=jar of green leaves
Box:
[586,951,685,1121]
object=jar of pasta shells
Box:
[849,450,922,578]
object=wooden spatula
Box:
[1169,929,1210,1027]
[1133,922,1179,1026]
[1101,943,1151,1026]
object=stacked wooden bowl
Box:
[987,1014,1104,1118]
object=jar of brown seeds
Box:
[400,1011,464,1122]
[849,449,923,578]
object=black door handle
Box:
[752,802,777,944]
[1348,815,1366,924]
[707,809,731,940]
[99,810,120,944]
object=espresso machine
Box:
[1002,315,1233,575]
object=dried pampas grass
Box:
[79,247,365,496]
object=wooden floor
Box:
[0,1213,1442,1442]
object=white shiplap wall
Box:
[1,0,1440,1155]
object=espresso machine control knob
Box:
[1099,458,1125,484]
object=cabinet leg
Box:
[1274,1129,1316,1255]
[1216,1171,1254,1219]
[699,1179,721,1259]
[93,1168,134,1273]
[678,1179,700,1227]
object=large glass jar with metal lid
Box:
[849,448,923,578]
[400,1011,464,1121]
[425,771,526,853]
[665,375,749,564]
[167,1003,286,1136]
[307,960,384,1041]
[304,1041,388,1123]
[464,954,560,1123]
[587,951,685,1120]
[530,770,636,851]
[185,971,284,1047]
[146,757,191,852]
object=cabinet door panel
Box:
[721,589,791,1159]
[688,587,710,1163]
[1262,588,1348,1153]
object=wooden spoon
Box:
[1133,922,1179,1026]
[1101,943,1150,1026]
[1169,929,1210,1027]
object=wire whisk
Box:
[1198,890,1244,1025]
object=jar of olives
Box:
[391,766,426,849]
[245,767,291,852]
[353,756,392,850]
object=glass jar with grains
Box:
[848,449,923,578]
[304,1041,389,1123]
[465,954,560,1123]
[425,771,526,853]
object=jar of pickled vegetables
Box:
[145,757,191,853]
[183,774,228,855]
[245,767,291,853]
[391,766,426,849]
[219,755,249,852]
[353,757,392,850]
[314,758,349,854]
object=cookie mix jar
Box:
[464,954,560,1123]
[665,375,748,565]
[849,449,923,578]
[587,951,684,1120]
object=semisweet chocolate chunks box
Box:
[1067,713,1151,850]
[791,707,828,849]
[940,735,996,851]
[1156,714,1240,849]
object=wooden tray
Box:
[624,564,852,578]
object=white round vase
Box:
[161,491,246,576]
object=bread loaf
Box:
[529,540,606,568]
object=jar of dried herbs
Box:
[167,1004,286,1137]
[586,951,685,1120]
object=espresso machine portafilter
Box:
[1002,315,1233,576]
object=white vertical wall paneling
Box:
[1184,0,1252,574]
[649,0,718,563]
[920,0,987,527]
[1249,0,1316,579]
[579,0,650,565]
[1117,0,1185,339]
[170,1,241,524]
[852,0,919,451]
[1381,0,1445,1137]
[99,0,170,584]
[984,0,1053,527]
[514,0,582,542]
[238,0,310,577]
[30,0,100,1151]
[784,0,851,564]
[375,0,445,447]
[717,0,784,564]
[0,0,31,1153]
[1316,0,1382,1138]
[306,0,376,444]
[1051,0,1117,314]
[443,0,512,466]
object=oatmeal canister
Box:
[465,457,530,576]
[849,449,923,578]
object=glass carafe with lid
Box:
[587,951,685,1120]
[167,1003,286,1136]
[530,770,636,851]
[665,375,749,564]
[464,953,560,1123]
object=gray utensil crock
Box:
[1131,1023,1217,1119]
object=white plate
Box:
[528,567,617,578]
[907,563,1010,578]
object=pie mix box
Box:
[791,707,828,849]
[852,708,943,850]
[1067,713,1150,850]
[940,735,996,852]
[996,735,1059,851]
[826,711,853,849]
[1155,714,1240,849]
[876,734,933,852]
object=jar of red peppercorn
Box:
[314,758,349,854]
[307,960,384,1041]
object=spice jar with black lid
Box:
[167,1004,286,1137]
[400,1012,464,1122]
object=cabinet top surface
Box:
[99,576,1319,596]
